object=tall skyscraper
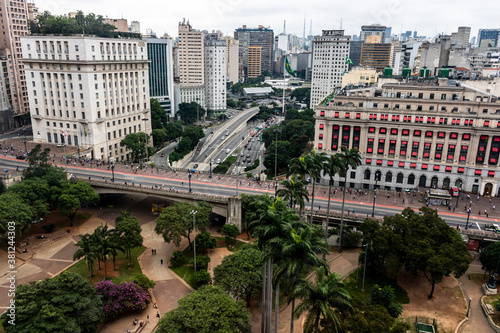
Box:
[360,36,392,71]
[384,27,392,43]
[247,46,262,78]
[360,24,386,43]
[146,37,175,119]
[0,58,14,132]
[0,0,30,124]
[21,35,151,162]
[234,25,274,79]
[225,36,240,84]
[310,30,350,109]
[204,32,226,118]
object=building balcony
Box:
[78,119,88,124]
[32,114,42,120]
[96,118,105,123]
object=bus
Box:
[425,189,451,206]
[449,186,459,197]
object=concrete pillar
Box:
[227,196,243,231]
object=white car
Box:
[216,158,221,164]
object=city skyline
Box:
[35,0,498,41]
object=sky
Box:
[35,0,499,41]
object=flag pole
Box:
[282,54,286,115]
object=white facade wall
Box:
[310,30,350,109]
[21,35,151,162]
[204,37,226,117]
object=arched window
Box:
[431,176,438,188]
[385,172,393,183]
[419,175,427,187]
[408,174,415,185]
[443,177,450,190]
[396,173,404,184]
[455,179,463,189]
[364,169,371,180]
[375,170,382,182]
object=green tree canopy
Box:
[164,122,183,140]
[114,211,143,266]
[213,247,264,305]
[150,98,169,130]
[155,201,212,249]
[120,132,151,162]
[177,102,205,125]
[0,192,34,237]
[479,242,500,273]
[156,286,251,333]
[57,180,99,226]
[290,87,311,106]
[263,141,291,177]
[0,271,103,333]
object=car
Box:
[248,147,251,150]
[221,136,225,140]
[226,149,230,154]
[244,144,248,148]
[193,164,199,169]
[241,158,246,163]
[240,152,244,157]
[56,143,65,148]
[246,153,250,158]
[160,153,165,157]
[216,159,221,164]
[16,155,25,160]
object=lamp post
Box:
[188,172,192,193]
[465,207,471,230]
[236,160,240,196]
[455,184,462,208]
[466,298,472,317]
[22,126,27,153]
[111,163,115,182]
[372,175,379,217]
[196,97,200,125]
[362,243,369,290]
[190,210,198,272]
[209,160,213,179]
[273,129,280,198]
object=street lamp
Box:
[190,210,198,272]
[465,207,471,230]
[455,184,462,208]
[188,172,192,193]
[362,243,369,290]
[196,97,200,125]
[111,163,115,182]
[273,129,280,198]
[22,126,27,153]
[236,160,240,196]
[209,160,213,179]
[372,174,379,217]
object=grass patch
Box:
[171,265,195,288]
[213,155,237,174]
[469,273,489,285]
[214,237,248,252]
[0,318,5,333]
[343,268,409,304]
[66,246,146,285]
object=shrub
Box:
[244,159,260,171]
[190,255,211,270]
[95,280,150,319]
[190,269,211,289]
[42,223,55,233]
[170,250,186,268]
[221,224,239,241]
[194,232,217,252]
[134,273,156,289]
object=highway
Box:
[0,157,490,231]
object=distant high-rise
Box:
[310,30,350,109]
[204,32,226,118]
[360,36,391,71]
[478,29,500,48]
[128,21,141,34]
[384,27,392,43]
[247,46,262,78]
[450,27,471,46]
[146,37,175,119]
[360,24,386,43]
[178,19,204,85]
[234,25,274,79]
[0,0,29,123]
[225,37,240,84]
[104,18,128,33]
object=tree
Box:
[337,146,362,252]
[190,269,212,289]
[114,211,143,266]
[480,242,500,274]
[221,224,240,242]
[305,150,328,231]
[150,98,169,129]
[178,102,205,125]
[108,229,125,271]
[371,284,403,318]
[8,178,51,219]
[285,108,300,121]
[0,271,103,333]
[322,154,342,256]
[73,233,98,283]
[0,193,34,237]
[95,280,150,319]
[290,87,311,106]
[227,98,237,108]
[120,132,149,162]
[156,286,251,333]
[214,247,264,306]
[263,141,291,177]
[23,144,53,179]
[164,122,183,140]
[58,180,99,226]
[344,299,402,333]
[152,128,168,147]
[292,266,353,333]
[237,100,247,109]
[155,201,212,249]
[194,231,217,252]
[277,176,309,212]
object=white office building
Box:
[21,35,152,162]
[204,32,226,118]
[310,30,351,109]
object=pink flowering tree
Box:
[95,280,150,319]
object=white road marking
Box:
[476,222,481,230]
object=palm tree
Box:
[292,266,353,333]
[73,233,97,283]
[337,146,362,252]
[277,176,309,213]
[288,156,310,181]
[272,226,328,333]
[306,150,328,231]
[322,154,343,258]
[108,229,125,271]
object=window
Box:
[414,130,421,137]
[441,94,446,100]
[365,159,372,165]
[430,93,434,99]
[345,112,350,118]
[402,129,409,136]
[435,143,443,159]
[385,172,392,182]
[379,128,386,134]
[320,111,325,116]
[410,163,416,168]
[334,112,339,118]
[364,169,371,179]
[434,165,440,171]
[319,124,324,130]
[318,143,323,149]
[356,113,361,119]
[425,131,433,137]
[450,132,458,139]
[391,128,398,135]
[399,162,405,167]
[484,121,490,127]
[368,127,375,133]
[377,159,383,165]
[421,164,428,170]
[446,166,452,172]
[318,134,323,140]
[475,169,482,176]
[462,133,470,140]
[438,131,445,138]
[396,173,404,183]
[458,167,464,173]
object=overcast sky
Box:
[36,0,498,41]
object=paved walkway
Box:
[458,253,495,333]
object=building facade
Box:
[0,58,14,132]
[204,32,226,118]
[146,37,175,119]
[360,42,392,71]
[226,36,240,84]
[21,35,151,162]
[313,80,500,196]
[177,19,204,85]
[360,24,387,43]
[478,29,500,48]
[235,25,274,79]
[0,0,30,121]
[247,46,262,78]
[310,30,351,109]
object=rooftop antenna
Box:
[340,17,343,30]
[283,20,286,34]
[309,20,312,35]
[303,17,306,40]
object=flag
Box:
[346,56,353,65]
[285,57,295,77]
[61,130,69,137]
[84,128,87,137]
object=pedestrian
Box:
[493,205,496,211]
[156,311,160,318]
[160,259,163,264]
[152,249,154,255]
